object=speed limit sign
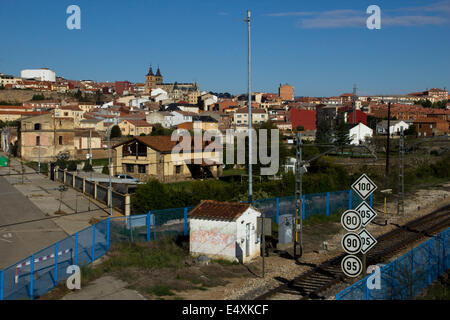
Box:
[341,255,363,277]
[341,233,361,254]
[341,210,362,232]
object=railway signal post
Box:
[341,174,378,277]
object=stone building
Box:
[19,113,76,161]
[279,83,294,101]
[112,135,222,183]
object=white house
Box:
[170,111,196,127]
[189,200,261,263]
[146,111,174,128]
[376,120,410,136]
[349,123,373,145]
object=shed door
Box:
[245,223,250,257]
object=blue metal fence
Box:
[336,228,449,300]
[0,189,365,300]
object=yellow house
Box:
[118,119,153,136]
[112,135,222,183]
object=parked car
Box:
[114,174,139,183]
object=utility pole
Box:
[294,132,303,259]
[38,108,42,174]
[385,102,391,176]
[89,129,92,166]
[397,127,405,215]
[108,126,113,216]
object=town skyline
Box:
[1,0,449,96]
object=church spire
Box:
[147,65,154,76]
[156,66,161,77]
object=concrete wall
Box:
[190,219,237,261]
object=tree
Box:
[102,164,109,174]
[296,125,304,132]
[334,121,352,154]
[82,161,93,172]
[110,125,122,138]
[404,124,417,136]
[150,124,174,136]
[32,94,45,101]
[131,179,171,213]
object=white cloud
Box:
[266,2,450,29]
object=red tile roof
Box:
[188,200,251,221]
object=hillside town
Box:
[1,67,449,184]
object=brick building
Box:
[279,84,294,101]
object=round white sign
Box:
[341,255,363,278]
[341,233,362,254]
[341,210,362,232]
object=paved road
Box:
[0,176,68,269]
[0,154,118,270]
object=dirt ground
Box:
[51,182,450,300]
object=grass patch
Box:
[303,208,345,226]
[146,285,175,297]
[102,237,187,271]
[211,259,239,266]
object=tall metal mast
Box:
[294,132,303,259]
[397,127,404,215]
[246,10,252,204]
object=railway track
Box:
[255,204,450,300]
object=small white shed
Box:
[189,200,261,264]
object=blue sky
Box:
[0,0,449,96]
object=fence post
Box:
[29,254,34,300]
[0,270,4,301]
[302,195,306,220]
[444,231,447,271]
[349,190,352,209]
[75,232,78,266]
[184,207,188,236]
[326,192,330,216]
[54,242,58,285]
[92,224,96,262]
[366,280,369,300]
[276,197,279,224]
[147,211,151,242]
[107,218,110,251]
[411,250,415,297]
[391,264,395,300]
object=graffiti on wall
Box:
[191,227,235,249]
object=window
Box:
[36,136,40,146]
[175,165,182,174]
[126,164,134,173]
[138,164,146,173]
[59,136,63,145]
[34,123,41,130]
